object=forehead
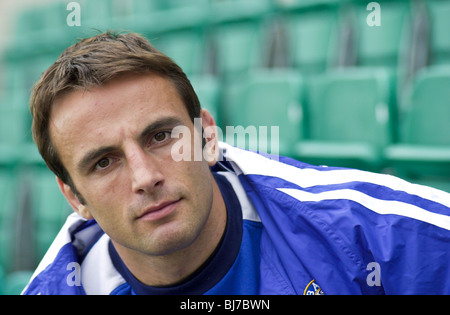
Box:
[51,72,185,123]
[49,73,190,168]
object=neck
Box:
[111,177,227,287]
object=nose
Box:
[127,145,165,194]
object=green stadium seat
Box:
[0,88,30,110]
[210,0,273,23]
[224,69,305,157]
[10,2,73,58]
[110,0,210,70]
[211,20,269,79]
[426,0,450,65]
[24,55,60,94]
[29,167,72,260]
[152,29,207,76]
[0,106,31,143]
[111,0,158,32]
[385,65,450,180]
[1,64,26,91]
[295,67,394,171]
[3,271,34,295]
[80,0,114,30]
[274,0,341,10]
[282,4,340,74]
[0,169,19,273]
[0,266,4,295]
[119,0,209,35]
[352,1,412,68]
[160,0,209,31]
[190,75,221,126]
[0,106,32,164]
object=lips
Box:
[137,199,181,222]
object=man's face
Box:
[50,73,218,257]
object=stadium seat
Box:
[112,0,210,73]
[23,55,60,95]
[0,168,19,273]
[281,4,340,74]
[0,88,27,111]
[295,67,394,171]
[0,266,4,294]
[112,0,161,32]
[385,65,450,181]
[0,106,31,142]
[426,0,450,65]
[11,2,73,58]
[81,0,114,30]
[274,0,341,10]
[190,75,221,126]
[210,0,273,23]
[121,0,209,34]
[223,69,305,157]
[152,29,207,76]
[352,0,412,68]
[211,20,270,79]
[29,167,72,260]
[0,106,32,164]
[1,63,26,91]
[3,271,34,295]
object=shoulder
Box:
[219,142,450,227]
[23,214,128,295]
[219,143,450,294]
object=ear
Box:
[56,177,94,220]
[200,109,219,166]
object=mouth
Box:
[137,199,181,222]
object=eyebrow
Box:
[76,116,186,173]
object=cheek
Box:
[83,190,133,245]
[186,162,215,207]
[79,173,131,220]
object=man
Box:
[23,32,450,295]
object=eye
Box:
[152,131,170,144]
[95,157,111,170]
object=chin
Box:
[140,221,202,257]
